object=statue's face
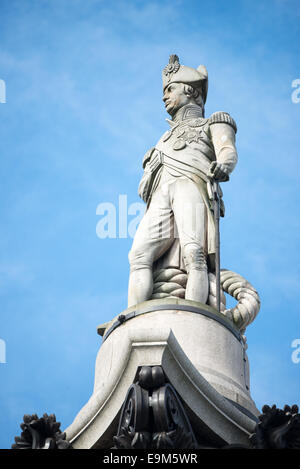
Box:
[163,82,191,116]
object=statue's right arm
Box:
[138,147,156,203]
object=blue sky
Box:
[0,0,300,449]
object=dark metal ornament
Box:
[112,366,198,449]
[249,404,300,449]
[113,383,151,449]
[151,384,198,449]
[12,413,72,449]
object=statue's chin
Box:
[165,105,176,117]
[165,102,184,118]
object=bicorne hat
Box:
[162,54,208,104]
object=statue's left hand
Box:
[208,161,229,182]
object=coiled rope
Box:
[152,267,260,332]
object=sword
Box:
[213,180,221,313]
[207,177,221,313]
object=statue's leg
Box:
[171,178,208,304]
[128,189,174,307]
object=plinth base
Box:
[65,299,259,448]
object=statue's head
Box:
[162,55,208,117]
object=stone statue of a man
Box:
[128,55,238,307]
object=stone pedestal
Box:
[65,299,259,448]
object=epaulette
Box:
[209,111,237,133]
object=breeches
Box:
[129,176,207,273]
